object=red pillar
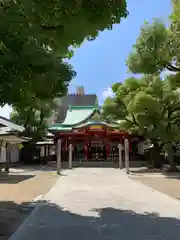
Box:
[84,142,88,161]
[106,141,110,160]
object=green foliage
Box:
[10,99,57,141]
[22,0,128,54]
[1,0,128,141]
[170,0,180,64]
[126,1,180,74]
[126,20,174,74]
[107,3,180,170]
[0,0,128,107]
[102,96,127,122]
[102,75,180,146]
[0,1,76,106]
[0,0,128,56]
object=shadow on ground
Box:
[10,162,120,173]
[0,174,34,184]
[130,166,180,180]
[0,201,34,239]
[5,200,180,240]
[11,162,58,173]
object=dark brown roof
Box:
[56,94,97,123]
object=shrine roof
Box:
[48,125,72,132]
[62,105,98,125]
[49,105,100,131]
[0,117,27,143]
[0,116,24,132]
[0,131,30,144]
[74,120,118,129]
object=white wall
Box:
[0,146,6,163]
[10,145,20,163]
[0,145,20,163]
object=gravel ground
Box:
[9,168,180,240]
[131,175,180,200]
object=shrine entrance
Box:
[88,139,106,161]
[54,121,130,168]
[74,138,107,161]
[49,104,132,172]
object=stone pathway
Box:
[10,168,180,239]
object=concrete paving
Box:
[10,168,180,240]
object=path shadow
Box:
[163,172,180,180]
[6,200,180,240]
[60,161,120,169]
[130,166,180,180]
[130,167,162,174]
[11,162,57,173]
[0,174,34,184]
[11,161,120,172]
[0,201,34,239]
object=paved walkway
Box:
[10,168,180,239]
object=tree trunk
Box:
[166,143,178,172]
[149,142,163,169]
[40,108,45,125]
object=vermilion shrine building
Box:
[48,87,137,168]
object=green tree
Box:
[126,20,176,74]
[10,99,58,142]
[123,2,180,171]
[126,1,180,74]
[20,0,128,55]
[102,95,127,123]
[102,75,180,171]
[0,0,128,107]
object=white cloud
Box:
[0,105,12,118]
[102,87,114,100]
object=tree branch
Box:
[124,117,134,124]
[41,24,63,31]
[131,112,139,126]
[125,113,139,127]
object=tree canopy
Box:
[0,0,128,107]
[5,0,128,140]
[126,1,180,74]
[126,20,173,74]
[102,75,180,170]
[23,0,128,55]
[10,99,58,141]
[102,96,127,122]
[102,1,180,171]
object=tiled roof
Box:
[0,134,29,143]
[0,117,24,132]
[62,106,97,126]
[49,104,100,131]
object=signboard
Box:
[88,125,104,131]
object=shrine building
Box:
[48,87,139,167]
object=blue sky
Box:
[69,0,172,104]
[0,0,172,118]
